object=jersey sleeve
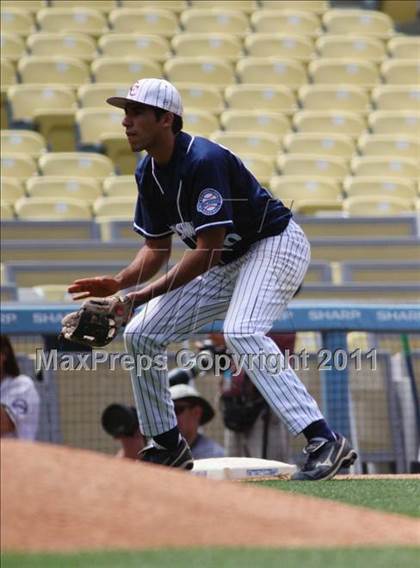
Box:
[1,376,40,440]
[190,154,234,234]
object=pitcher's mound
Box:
[2,440,419,552]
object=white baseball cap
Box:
[169,384,215,425]
[107,78,183,117]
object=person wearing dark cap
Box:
[170,384,224,460]
[101,403,146,460]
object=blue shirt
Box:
[191,433,225,460]
[134,131,292,264]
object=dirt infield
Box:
[2,440,419,552]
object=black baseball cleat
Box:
[138,436,194,470]
[291,434,357,481]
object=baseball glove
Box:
[60,295,132,348]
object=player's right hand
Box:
[68,276,120,300]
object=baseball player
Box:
[68,78,357,480]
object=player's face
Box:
[122,104,165,152]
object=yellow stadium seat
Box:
[260,1,328,13]
[371,85,420,111]
[91,57,161,83]
[100,135,138,175]
[27,32,97,61]
[94,196,136,221]
[381,59,420,85]
[172,33,242,60]
[78,83,128,108]
[39,152,114,178]
[308,59,380,88]
[1,7,34,36]
[1,153,37,179]
[343,195,414,216]
[108,8,178,36]
[36,7,108,36]
[1,58,16,88]
[34,109,76,152]
[368,110,420,135]
[358,133,419,160]
[344,177,417,201]
[351,156,419,179]
[388,36,420,59]
[1,177,25,202]
[323,9,393,38]
[18,55,90,87]
[1,32,26,61]
[1,201,15,220]
[98,33,170,61]
[225,84,296,113]
[76,107,123,147]
[49,1,117,11]
[277,154,348,178]
[316,35,386,62]
[211,131,280,159]
[176,84,224,114]
[180,9,249,35]
[26,176,102,204]
[220,110,290,138]
[2,1,45,13]
[15,196,92,221]
[245,34,314,60]
[240,154,275,185]
[0,88,7,129]
[283,133,355,158]
[190,0,257,12]
[293,110,366,137]
[119,1,187,12]
[103,175,137,197]
[1,130,46,158]
[251,9,320,35]
[237,57,307,88]
[32,284,73,303]
[270,175,341,201]
[299,84,370,112]
[7,84,76,124]
[293,199,343,216]
[182,110,219,137]
[164,57,234,89]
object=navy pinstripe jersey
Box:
[133,131,292,265]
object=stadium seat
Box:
[225,84,296,113]
[240,154,275,185]
[1,177,25,202]
[91,57,161,83]
[108,8,178,36]
[18,55,90,87]
[35,110,76,152]
[1,7,34,36]
[7,84,77,125]
[343,177,417,201]
[27,32,97,61]
[1,58,16,87]
[36,7,108,36]
[15,197,92,221]
[236,57,307,88]
[49,1,117,11]
[371,85,420,111]
[1,32,26,61]
[99,33,170,61]
[103,175,137,197]
[299,85,370,112]
[176,85,224,114]
[351,156,419,180]
[220,110,290,138]
[277,154,348,178]
[38,152,114,178]
[190,0,257,12]
[1,201,15,220]
[308,59,380,88]
[245,33,313,60]
[180,9,249,35]
[93,196,136,220]
[381,59,420,85]
[76,107,123,148]
[1,130,46,158]
[316,35,386,62]
[251,10,320,35]
[172,33,242,60]
[2,1,45,12]
[26,176,102,204]
[358,133,419,160]
[32,284,73,303]
[78,83,128,108]
[165,57,234,89]
[293,111,366,137]
[100,135,138,175]
[270,175,341,201]
[1,153,37,180]
[387,36,420,59]
[283,133,355,158]
[322,9,393,38]
[211,131,280,159]
[368,110,420,135]
[119,1,187,12]
[182,110,219,136]
[292,199,343,216]
[260,1,328,13]
[343,195,414,216]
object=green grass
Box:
[2,548,419,568]
[256,479,420,518]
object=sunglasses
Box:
[174,404,193,416]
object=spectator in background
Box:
[101,403,146,460]
[0,334,40,440]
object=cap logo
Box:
[129,81,141,96]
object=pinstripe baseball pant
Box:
[124,219,324,437]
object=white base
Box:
[191,456,297,480]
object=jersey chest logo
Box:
[197,189,223,216]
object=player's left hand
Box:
[68,276,120,300]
